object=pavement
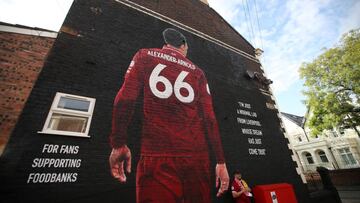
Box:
[337,186,360,203]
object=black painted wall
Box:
[0,0,311,202]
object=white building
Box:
[281,112,360,173]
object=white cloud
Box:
[208,0,244,22]
[1,0,358,95]
[209,0,262,43]
[339,0,360,35]
[260,0,329,91]
[0,0,73,31]
[210,0,359,94]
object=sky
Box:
[208,0,360,116]
[1,0,359,116]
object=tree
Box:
[299,29,360,137]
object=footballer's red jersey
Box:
[110,45,224,163]
[231,179,251,203]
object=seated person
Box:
[231,170,252,203]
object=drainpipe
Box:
[328,147,339,169]
[295,151,305,173]
[303,128,310,142]
[302,111,310,142]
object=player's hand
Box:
[109,145,132,183]
[215,163,229,197]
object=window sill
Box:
[38,131,91,138]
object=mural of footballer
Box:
[109,28,229,203]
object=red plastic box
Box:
[252,183,297,203]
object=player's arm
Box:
[109,50,145,183]
[109,145,131,183]
[198,72,229,196]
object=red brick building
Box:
[0,22,57,155]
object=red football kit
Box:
[231,179,251,203]
[110,45,225,202]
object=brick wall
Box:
[132,0,255,55]
[0,31,55,155]
[0,1,310,202]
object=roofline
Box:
[207,6,256,52]
[282,115,302,128]
[281,112,305,128]
[0,22,58,38]
[114,0,260,63]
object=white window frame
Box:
[39,92,96,138]
[317,151,329,163]
[305,152,314,164]
[338,147,357,166]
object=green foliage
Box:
[299,29,360,136]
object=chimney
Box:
[255,48,264,60]
[200,0,209,5]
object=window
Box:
[40,93,96,137]
[331,131,338,137]
[318,151,329,163]
[338,147,357,166]
[339,128,345,136]
[305,152,314,164]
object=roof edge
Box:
[281,112,305,128]
[0,22,58,38]
[207,6,255,52]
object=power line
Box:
[254,0,264,51]
[244,0,256,47]
[242,0,253,44]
